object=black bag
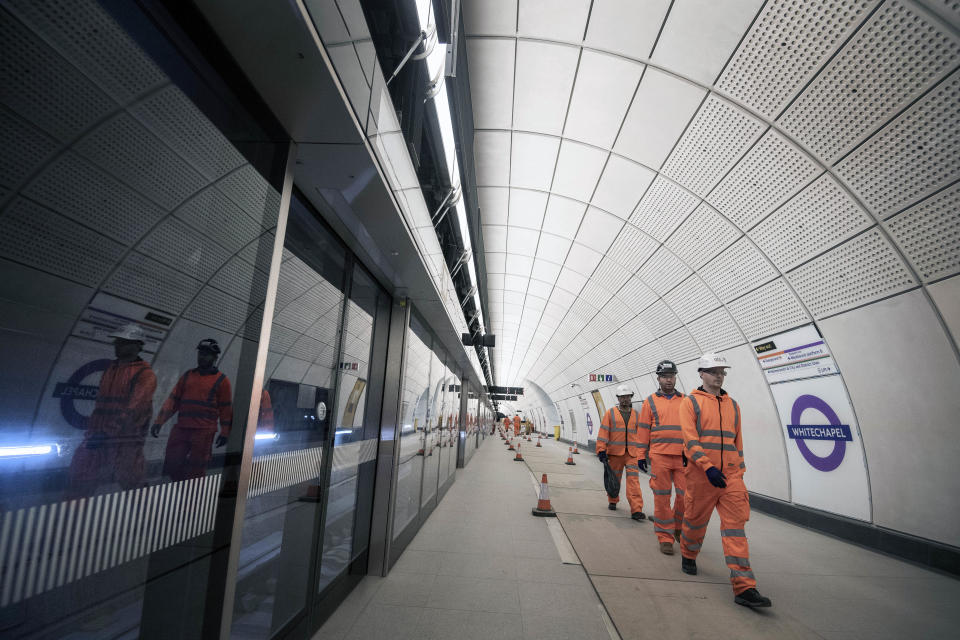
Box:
[603,459,620,499]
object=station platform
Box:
[316,434,959,639]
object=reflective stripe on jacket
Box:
[90,359,157,439]
[680,388,744,479]
[597,407,647,457]
[640,391,685,456]
[155,368,233,435]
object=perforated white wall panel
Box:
[658,326,699,364]
[661,96,766,197]
[700,237,777,302]
[639,300,680,337]
[687,307,744,353]
[750,174,873,271]
[788,228,916,318]
[637,247,691,296]
[103,253,203,314]
[664,203,741,271]
[629,176,698,241]
[606,225,659,273]
[725,278,810,340]
[835,69,960,218]
[885,183,960,282]
[663,275,720,323]
[717,0,879,118]
[0,109,58,189]
[778,0,960,163]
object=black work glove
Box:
[597,450,607,463]
[705,466,727,488]
[215,435,228,447]
[638,458,647,473]
[681,451,688,467]
[150,424,162,438]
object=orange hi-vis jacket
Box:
[680,388,745,479]
[258,389,275,432]
[90,359,157,439]
[639,391,685,456]
[155,367,233,436]
[597,407,648,458]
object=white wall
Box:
[820,290,960,546]
[927,274,960,347]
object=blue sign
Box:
[57,359,111,430]
[789,394,849,472]
[585,413,593,435]
[787,424,852,441]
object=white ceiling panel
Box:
[513,40,581,135]
[636,247,691,295]
[531,257,563,282]
[542,195,587,239]
[508,188,549,229]
[535,232,572,264]
[564,242,604,275]
[482,224,508,252]
[486,251,507,273]
[556,267,588,294]
[885,183,960,283]
[607,223,660,272]
[462,0,518,35]
[506,225,540,253]
[487,273,505,290]
[510,132,561,190]
[527,279,554,299]
[665,202,741,270]
[505,253,534,276]
[478,186,510,225]
[550,287,577,308]
[564,50,645,148]
[629,176,699,242]
[475,130,512,186]
[700,236,777,302]
[687,306,743,353]
[503,290,525,305]
[517,0,592,43]
[663,274,720,323]
[593,256,632,291]
[584,0,672,60]
[651,0,766,86]
[551,139,608,202]
[614,68,706,169]
[591,154,656,219]
[575,206,623,254]
[503,274,529,291]
[726,278,810,340]
[466,38,516,129]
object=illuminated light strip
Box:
[0,444,59,457]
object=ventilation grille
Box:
[0,10,116,141]
[687,307,744,353]
[662,96,766,197]
[665,203,741,270]
[0,197,124,286]
[76,114,206,211]
[6,0,167,102]
[707,131,821,231]
[130,85,245,181]
[835,69,960,218]
[778,0,960,163]
[700,237,777,302]
[885,183,960,282]
[717,0,878,118]
[659,327,700,364]
[727,278,810,340]
[788,228,916,317]
[640,300,680,337]
[607,223,659,272]
[637,248,691,296]
[663,275,720,322]
[0,107,58,189]
[751,174,872,271]
[103,252,202,314]
[628,176,698,242]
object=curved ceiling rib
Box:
[461,0,960,395]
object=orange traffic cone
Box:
[508,440,515,451]
[573,443,580,455]
[514,443,524,461]
[536,436,542,447]
[531,473,556,517]
[565,447,576,465]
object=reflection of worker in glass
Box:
[258,388,274,433]
[67,324,157,497]
[151,339,232,481]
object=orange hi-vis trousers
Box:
[680,474,756,595]
[649,452,685,543]
[606,453,644,513]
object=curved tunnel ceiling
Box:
[461,0,960,394]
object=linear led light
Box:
[0,443,61,458]
[254,433,279,441]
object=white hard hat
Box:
[615,384,633,397]
[698,352,731,370]
[108,323,146,342]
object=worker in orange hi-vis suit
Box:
[679,352,772,609]
[513,414,521,436]
[258,388,275,433]
[640,360,687,555]
[151,339,233,481]
[67,324,157,497]
[597,385,648,521]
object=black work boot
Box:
[608,503,617,511]
[734,588,772,608]
[681,557,697,575]
[631,511,646,521]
